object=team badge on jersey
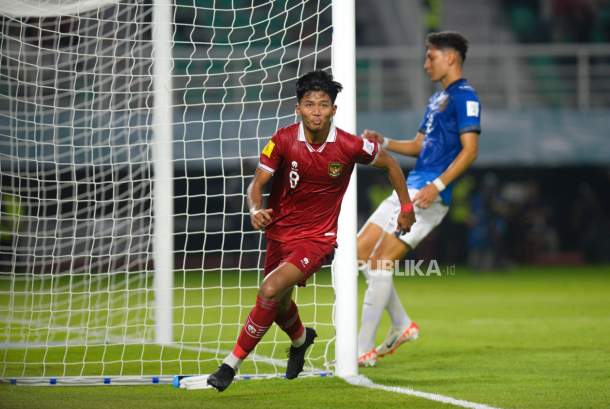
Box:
[262,140,275,158]
[328,162,343,178]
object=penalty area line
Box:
[345,375,503,409]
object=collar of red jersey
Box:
[297,121,337,144]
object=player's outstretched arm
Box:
[247,168,274,230]
[363,129,424,157]
[371,149,415,233]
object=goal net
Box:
[0,0,336,385]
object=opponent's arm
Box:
[247,168,274,230]
[413,131,478,208]
[371,149,415,233]
[363,129,424,157]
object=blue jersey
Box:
[407,78,481,205]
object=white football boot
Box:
[376,322,419,358]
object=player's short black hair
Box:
[426,31,469,63]
[296,70,343,103]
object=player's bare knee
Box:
[380,236,409,260]
[357,223,382,262]
[258,282,281,300]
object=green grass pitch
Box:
[1,265,610,409]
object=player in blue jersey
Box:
[357,31,481,366]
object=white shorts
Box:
[362,188,449,249]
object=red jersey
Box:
[258,122,380,244]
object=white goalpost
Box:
[0,0,356,386]
[331,0,357,379]
[151,0,174,347]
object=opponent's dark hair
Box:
[296,70,343,103]
[426,31,469,63]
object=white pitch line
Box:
[345,375,503,409]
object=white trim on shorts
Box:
[362,188,449,249]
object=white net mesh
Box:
[0,0,334,382]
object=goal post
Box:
[0,0,357,385]
[332,0,358,379]
[151,0,174,346]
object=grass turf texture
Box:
[1,266,610,409]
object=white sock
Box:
[222,353,243,371]
[357,269,393,354]
[291,329,306,348]
[386,284,411,330]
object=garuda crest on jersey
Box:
[328,162,343,178]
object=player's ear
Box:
[448,50,458,66]
[295,103,301,116]
[332,105,337,116]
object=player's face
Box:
[296,91,336,134]
[424,47,452,82]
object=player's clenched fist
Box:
[250,208,273,230]
[396,208,415,235]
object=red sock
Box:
[232,296,278,359]
[275,300,305,341]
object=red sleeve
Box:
[351,134,380,165]
[258,132,283,174]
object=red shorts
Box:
[264,238,336,286]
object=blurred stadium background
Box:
[353,0,610,269]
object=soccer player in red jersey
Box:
[207,70,415,391]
